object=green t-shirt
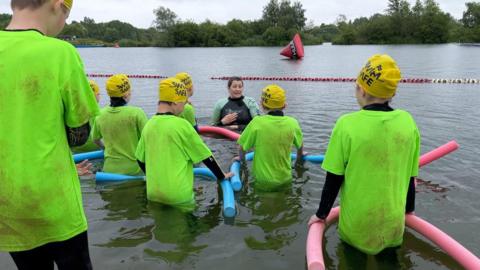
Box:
[135,115,212,209]
[179,103,196,126]
[322,109,420,255]
[0,30,99,251]
[238,114,303,190]
[70,117,101,153]
[92,106,147,175]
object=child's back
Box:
[94,105,147,175]
[93,74,147,175]
[325,108,419,253]
[137,115,209,206]
[238,85,303,189]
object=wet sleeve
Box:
[237,121,255,151]
[405,177,415,213]
[321,120,349,176]
[61,52,100,128]
[315,172,344,219]
[183,104,196,126]
[66,122,90,147]
[202,156,225,181]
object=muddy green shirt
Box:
[0,30,99,251]
[322,109,420,255]
[238,114,303,190]
[179,103,196,126]
[92,106,147,175]
[135,115,212,210]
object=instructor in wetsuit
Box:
[211,76,260,131]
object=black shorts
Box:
[9,231,92,270]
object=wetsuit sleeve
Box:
[202,156,226,181]
[211,100,223,125]
[245,97,261,118]
[405,177,415,213]
[315,172,344,219]
[66,122,91,147]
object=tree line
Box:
[1,0,479,46]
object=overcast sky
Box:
[0,0,471,28]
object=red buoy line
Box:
[85,74,479,84]
[86,74,168,79]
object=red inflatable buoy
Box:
[280,33,304,60]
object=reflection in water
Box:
[95,179,222,265]
[322,225,463,269]
[239,165,304,251]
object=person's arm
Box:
[316,172,344,219]
[137,160,146,174]
[202,155,233,181]
[406,177,416,213]
[66,123,91,147]
[295,144,304,166]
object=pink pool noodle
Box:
[306,140,480,270]
[405,214,480,269]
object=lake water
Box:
[1,44,479,269]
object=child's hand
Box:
[224,172,234,179]
[76,160,93,176]
[308,214,325,228]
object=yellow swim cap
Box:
[106,74,131,97]
[63,0,73,10]
[159,78,188,103]
[89,80,99,95]
[356,54,401,99]
[175,72,193,90]
[262,84,286,109]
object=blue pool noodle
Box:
[73,150,104,163]
[95,168,236,217]
[220,180,236,217]
[230,161,242,191]
[245,152,324,163]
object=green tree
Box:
[0,14,12,29]
[461,2,480,42]
[153,6,178,32]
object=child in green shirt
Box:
[308,54,420,255]
[135,78,233,211]
[93,74,148,175]
[238,84,304,190]
[0,0,98,268]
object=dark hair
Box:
[227,76,243,88]
[11,0,48,10]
